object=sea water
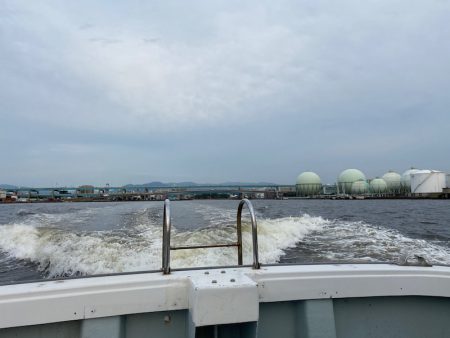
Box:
[0,199,449,285]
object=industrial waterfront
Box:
[1,167,450,203]
[295,167,450,199]
[0,184,291,203]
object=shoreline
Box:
[1,195,449,204]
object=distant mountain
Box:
[220,182,278,186]
[124,181,278,188]
[1,182,280,190]
[0,184,17,189]
[144,181,199,187]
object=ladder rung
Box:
[170,243,238,250]
[162,198,259,274]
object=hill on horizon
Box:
[0,182,281,189]
[124,181,279,188]
[0,184,18,189]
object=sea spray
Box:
[0,215,328,277]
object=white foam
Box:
[1,212,448,278]
[0,214,326,277]
[0,224,40,259]
[168,214,327,268]
[254,215,328,263]
[0,223,162,277]
[313,220,450,265]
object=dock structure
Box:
[1,185,296,202]
[441,188,450,199]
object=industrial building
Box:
[294,166,449,198]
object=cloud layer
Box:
[1,1,450,186]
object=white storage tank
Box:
[410,170,446,194]
[447,174,450,188]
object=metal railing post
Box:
[161,198,260,273]
[237,199,260,269]
[236,212,243,266]
[162,199,171,274]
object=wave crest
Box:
[0,214,327,277]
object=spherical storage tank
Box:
[351,180,369,194]
[338,169,366,194]
[382,171,401,192]
[370,178,387,194]
[401,168,420,192]
[296,172,322,196]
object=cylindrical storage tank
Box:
[382,171,401,193]
[351,180,369,194]
[338,169,366,194]
[401,168,420,192]
[447,174,450,188]
[411,170,446,193]
[296,172,322,196]
[370,178,388,194]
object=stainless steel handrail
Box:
[162,199,171,274]
[161,198,260,274]
[237,198,260,269]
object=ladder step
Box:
[171,243,239,250]
[162,198,259,274]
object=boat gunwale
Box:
[2,261,450,287]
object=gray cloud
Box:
[1,1,450,186]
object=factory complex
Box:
[296,168,450,199]
[1,167,449,203]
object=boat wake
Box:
[0,213,325,277]
[300,219,450,265]
[0,206,449,278]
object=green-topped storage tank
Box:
[370,178,388,194]
[382,171,401,193]
[351,180,369,194]
[338,169,366,194]
[401,168,420,192]
[296,172,322,196]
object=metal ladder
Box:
[162,198,260,274]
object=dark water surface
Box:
[0,199,449,285]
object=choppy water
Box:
[0,200,449,285]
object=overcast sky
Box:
[1,1,450,187]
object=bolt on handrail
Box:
[237,198,260,269]
[161,198,260,274]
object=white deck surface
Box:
[0,264,449,328]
